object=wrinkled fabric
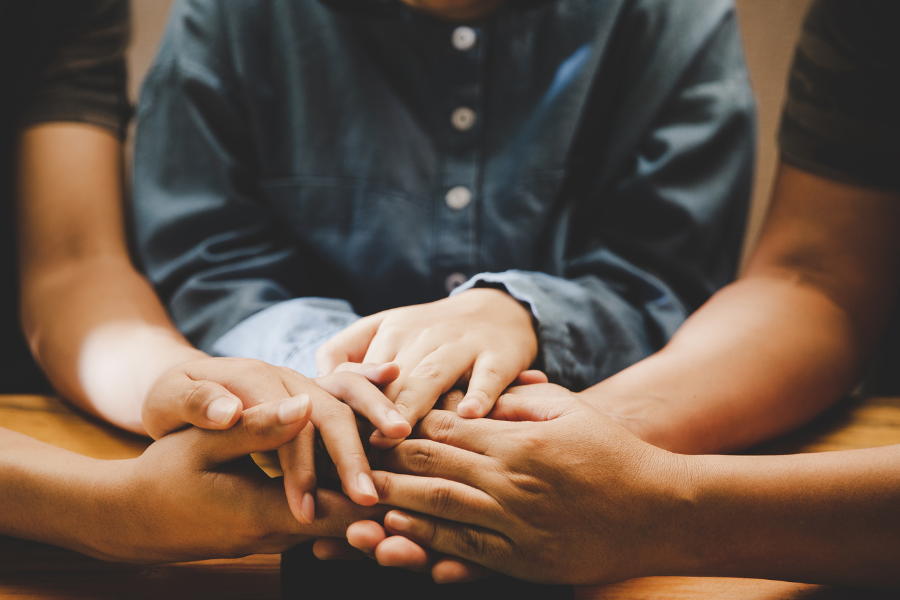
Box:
[134,0,754,389]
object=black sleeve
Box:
[19,0,131,138]
[778,0,900,193]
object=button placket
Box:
[434,24,484,296]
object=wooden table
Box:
[2,394,899,600]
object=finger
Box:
[143,373,243,439]
[312,538,366,561]
[279,422,318,524]
[316,314,386,376]
[511,370,549,386]
[371,471,499,528]
[375,347,475,447]
[194,394,310,466]
[315,372,411,440]
[260,488,389,541]
[346,520,388,556]
[374,535,436,572]
[383,511,513,574]
[332,362,401,388]
[432,556,492,584]
[457,355,520,419]
[312,397,379,506]
[434,389,465,412]
[381,439,494,488]
[487,392,569,422]
[414,409,516,454]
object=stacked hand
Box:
[93,395,385,563]
[142,357,411,524]
[316,386,691,585]
[316,288,540,445]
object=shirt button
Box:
[445,272,468,293]
[452,26,477,51]
[445,186,472,210]
[451,107,476,131]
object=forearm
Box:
[21,256,205,434]
[0,427,126,560]
[671,445,900,587]
[587,274,863,454]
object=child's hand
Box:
[142,357,411,524]
[316,288,539,447]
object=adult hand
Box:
[95,395,386,563]
[143,357,410,524]
[345,391,692,584]
[316,288,539,446]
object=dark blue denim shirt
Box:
[132,0,754,390]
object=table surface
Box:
[2,394,899,600]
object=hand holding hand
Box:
[316,288,539,446]
[341,390,692,585]
[95,396,385,563]
[142,357,410,524]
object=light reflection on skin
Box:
[77,321,198,434]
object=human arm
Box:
[580,163,900,454]
[0,395,385,563]
[351,392,900,587]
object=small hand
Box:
[103,396,385,563]
[342,391,690,584]
[142,357,410,524]
[316,288,539,447]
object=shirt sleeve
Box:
[779,0,900,193]
[132,1,359,364]
[455,6,755,391]
[19,0,131,138]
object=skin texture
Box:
[317,288,539,445]
[0,398,385,563]
[334,164,900,585]
[14,123,399,542]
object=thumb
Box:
[486,392,567,422]
[315,314,386,376]
[195,394,311,466]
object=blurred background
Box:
[126,0,814,262]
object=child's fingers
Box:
[279,422,318,524]
[512,370,548,385]
[486,392,568,422]
[375,347,474,448]
[456,355,519,419]
[331,361,401,388]
[315,372,411,440]
[316,314,386,376]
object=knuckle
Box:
[456,527,488,557]
[428,481,456,515]
[407,444,440,475]
[420,411,458,443]
[184,380,218,412]
[410,362,443,383]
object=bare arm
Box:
[17,123,205,433]
[588,163,900,453]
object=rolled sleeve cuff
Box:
[210,298,360,378]
[450,271,580,388]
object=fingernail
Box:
[388,512,410,532]
[300,493,315,524]
[357,473,378,501]
[386,409,407,425]
[457,399,481,417]
[278,394,310,425]
[207,398,240,426]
